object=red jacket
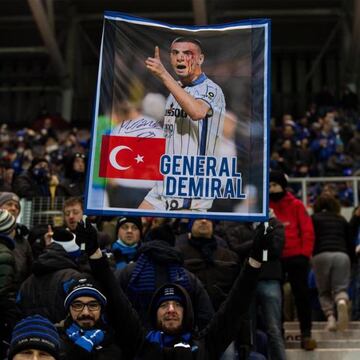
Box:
[270,192,315,259]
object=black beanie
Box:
[29,157,48,171]
[269,170,288,190]
[8,315,60,360]
[116,216,143,235]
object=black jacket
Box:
[18,243,82,323]
[90,255,260,360]
[13,223,33,288]
[312,211,353,258]
[12,170,67,199]
[116,240,214,331]
[176,236,239,310]
[215,218,285,281]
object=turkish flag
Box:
[99,135,165,180]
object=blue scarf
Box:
[112,239,138,270]
[129,254,190,291]
[66,322,105,352]
[146,330,194,350]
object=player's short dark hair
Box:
[171,37,203,53]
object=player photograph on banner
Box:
[85,11,271,221]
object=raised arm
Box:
[76,220,146,358]
[145,46,210,120]
[202,223,271,358]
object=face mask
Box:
[269,191,286,202]
[32,167,49,180]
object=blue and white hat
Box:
[64,278,107,311]
[154,284,186,309]
[8,315,60,360]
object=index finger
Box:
[154,46,160,59]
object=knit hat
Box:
[116,216,142,235]
[51,227,80,254]
[269,170,288,190]
[8,315,60,360]
[29,157,48,171]
[64,278,107,311]
[146,223,175,246]
[153,284,186,310]
[0,209,16,235]
[149,283,194,332]
[0,192,20,209]
[187,218,215,232]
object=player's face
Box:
[156,300,184,335]
[170,41,204,83]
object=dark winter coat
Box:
[215,218,285,281]
[312,211,353,258]
[90,255,261,360]
[18,243,82,323]
[176,237,239,310]
[116,240,214,331]
[13,223,33,288]
[0,233,21,351]
[0,233,16,299]
[12,170,67,198]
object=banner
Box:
[85,12,271,221]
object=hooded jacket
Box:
[90,255,260,360]
[116,240,214,331]
[18,243,82,323]
[270,191,315,259]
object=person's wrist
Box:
[248,257,262,268]
[89,248,102,259]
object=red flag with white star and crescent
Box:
[99,135,165,180]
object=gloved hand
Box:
[75,218,99,257]
[249,223,274,263]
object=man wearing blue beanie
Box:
[8,315,60,360]
[59,277,122,358]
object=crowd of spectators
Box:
[0,90,360,359]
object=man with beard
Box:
[75,218,269,360]
[59,278,122,359]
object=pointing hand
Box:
[145,46,168,80]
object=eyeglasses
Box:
[74,153,86,159]
[70,301,101,312]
